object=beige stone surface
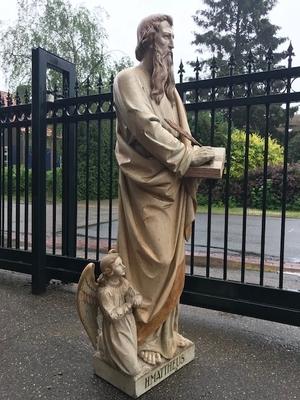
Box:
[77,255,144,376]
[93,342,195,398]
[114,19,199,362]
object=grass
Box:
[197,205,300,218]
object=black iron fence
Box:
[0,47,299,325]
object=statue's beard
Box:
[150,45,175,105]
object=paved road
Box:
[191,213,300,263]
[4,200,300,262]
[77,212,300,263]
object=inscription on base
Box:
[144,354,185,389]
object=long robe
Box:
[113,65,198,359]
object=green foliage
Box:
[197,164,300,211]
[192,0,287,74]
[189,111,228,147]
[230,129,283,178]
[76,121,118,201]
[288,133,300,163]
[0,0,132,90]
[3,121,118,202]
[3,166,32,196]
[250,179,280,209]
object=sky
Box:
[0,0,300,90]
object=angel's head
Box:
[97,250,126,285]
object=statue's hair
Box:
[135,14,173,61]
[97,250,119,285]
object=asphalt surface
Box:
[6,200,300,262]
[77,214,300,264]
[1,269,299,400]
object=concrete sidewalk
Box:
[0,269,299,400]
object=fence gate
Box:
[0,48,299,325]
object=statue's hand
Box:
[132,294,143,308]
[190,146,215,166]
[111,304,131,320]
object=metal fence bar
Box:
[96,117,102,260]
[223,115,232,280]
[206,62,217,277]
[7,124,13,248]
[241,103,251,283]
[259,62,272,285]
[2,128,5,248]
[52,122,57,254]
[241,57,253,283]
[279,47,294,289]
[108,117,114,251]
[108,78,114,251]
[84,119,90,259]
[0,127,3,247]
[61,69,76,257]
[24,126,29,250]
[223,59,235,280]
[15,126,21,248]
[31,47,47,294]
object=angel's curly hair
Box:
[97,249,119,286]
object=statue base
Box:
[93,342,195,398]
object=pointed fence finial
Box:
[286,41,295,68]
[15,91,21,105]
[210,56,218,78]
[24,88,29,104]
[74,79,79,97]
[178,60,185,83]
[7,92,13,106]
[194,58,201,80]
[97,74,103,94]
[246,49,255,73]
[109,73,115,111]
[228,54,236,75]
[85,77,91,95]
[109,73,114,87]
[266,47,274,71]
[53,84,58,100]
[63,80,69,98]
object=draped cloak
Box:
[113,65,198,359]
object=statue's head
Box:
[98,250,126,282]
[135,14,173,61]
[135,14,175,105]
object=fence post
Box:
[31,48,47,294]
[61,69,76,257]
[31,47,76,293]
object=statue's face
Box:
[155,20,174,60]
[112,256,126,277]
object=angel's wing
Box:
[76,263,99,349]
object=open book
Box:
[185,147,226,179]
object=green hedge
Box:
[197,164,300,211]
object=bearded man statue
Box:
[113,14,215,366]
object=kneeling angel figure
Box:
[77,251,144,376]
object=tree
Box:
[0,0,132,91]
[192,0,287,74]
[190,0,298,144]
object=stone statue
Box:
[77,251,144,376]
[113,14,215,367]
